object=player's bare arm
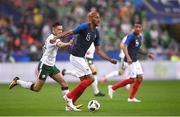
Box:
[95,46,117,64]
[50,30,74,43]
[121,44,132,64]
[56,39,73,48]
[138,48,154,60]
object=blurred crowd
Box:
[0,0,180,62]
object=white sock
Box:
[91,75,99,94]
[105,71,119,79]
[65,70,77,77]
[62,89,69,96]
[17,80,33,89]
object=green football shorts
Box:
[37,62,60,80]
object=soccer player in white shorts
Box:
[9,22,72,101]
[52,10,117,111]
[108,22,154,102]
[62,43,105,96]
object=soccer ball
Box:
[87,100,100,111]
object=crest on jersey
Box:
[86,33,91,41]
[135,39,139,47]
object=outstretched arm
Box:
[95,46,117,64]
[138,48,154,60]
[56,40,73,48]
[50,30,74,43]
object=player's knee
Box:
[137,78,143,82]
[31,84,41,92]
[92,78,95,83]
[118,69,124,75]
[137,76,143,82]
[89,75,95,84]
[129,78,135,83]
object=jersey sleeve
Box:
[124,34,134,45]
[72,23,88,34]
[94,30,100,46]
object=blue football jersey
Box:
[122,32,142,62]
[70,22,100,57]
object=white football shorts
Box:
[124,60,143,78]
[70,54,92,77]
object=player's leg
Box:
[63,75,93,111]
[61,69,77,77]
[9,75,45,92]
[49,66,81,111]
[102,70,119,85]
[9,77,34,90]
[128,61,143,102]
[127,76,142,102]
[108,62,136,99]
[30,78,45,92]
[102,58,125,85]
[50,66,69,95]
[9,62,47,92]
[68,75,94,103]
[63,55,94,111]
[89,63,105,96]
[119,68,131,90]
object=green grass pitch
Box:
[0,80,180,116]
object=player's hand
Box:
[68,39,73,46]
[127,58,132,65]
[110,59,117,64]
[147,52,155,60]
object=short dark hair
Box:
[52,22,61,28]
[134,21,142,25]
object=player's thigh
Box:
[80,74,94,82]
[118,68,125,75]
[86,57,97,73]
[37,62,50,80]
[89,64,97,73]
[70,55,92,77]
[135,61,143,75]
[52,73,64,82]
[124,62,137,78]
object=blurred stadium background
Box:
[0,0,180,116]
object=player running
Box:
[62,42,105,97]
[52,10,117,111]
[9,22,72,100]
[108,22,154,102]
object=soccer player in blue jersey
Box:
[52,10,117,111]
[108,22,154,102]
